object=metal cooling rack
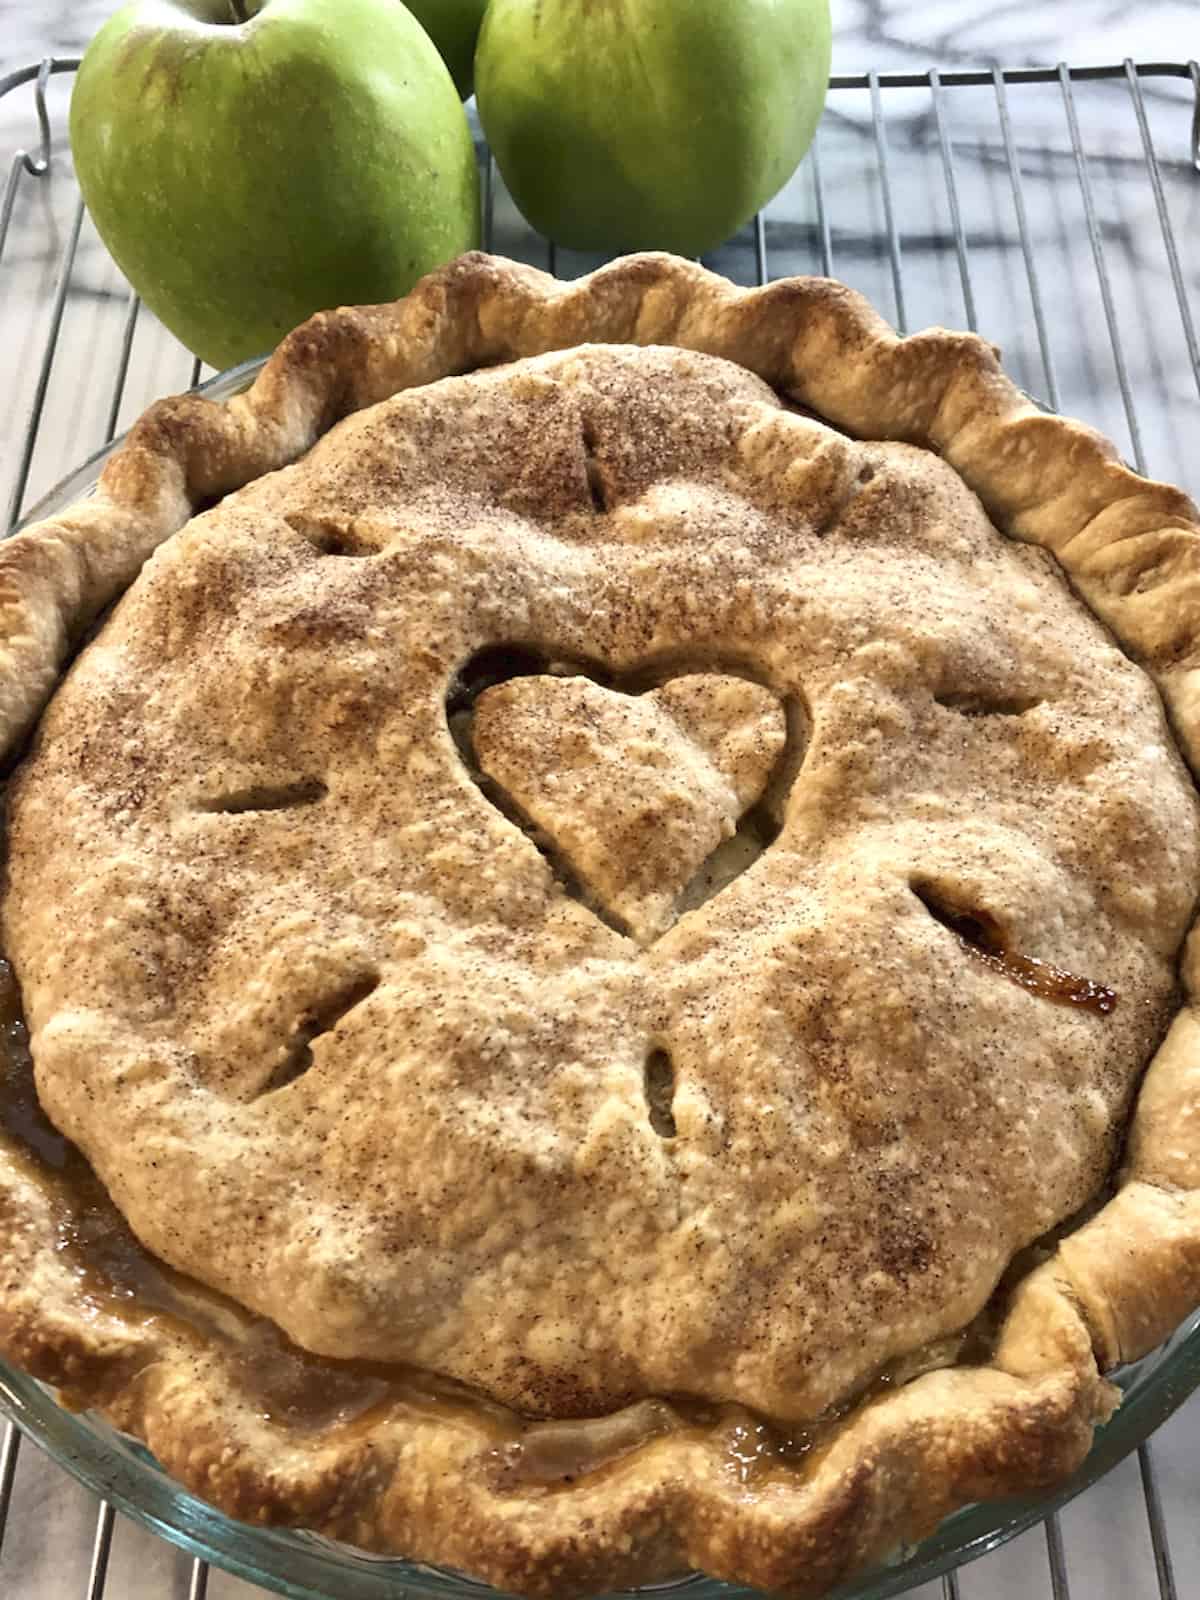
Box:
[1,52,1199,1600]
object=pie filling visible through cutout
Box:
[1,253,1199,1598]
[451,654,795,945]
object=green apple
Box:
[403,0,489,99]
[70,0,480,370]
[476,0,831,257]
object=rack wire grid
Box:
[1,49,1199,1600]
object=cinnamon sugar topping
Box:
[1,343,1194,1438]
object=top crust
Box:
[1,252,1199,1597]
[3,340,1197,1422]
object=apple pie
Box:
[1,251,1199,1597]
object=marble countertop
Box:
[2,0,1198,75]
[1,4,1199,1599]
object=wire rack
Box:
[1,52,1199,1600]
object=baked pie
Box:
[1,251,1199,1597]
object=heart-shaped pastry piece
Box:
[471,672,787,944]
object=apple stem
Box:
[228,0,248,20]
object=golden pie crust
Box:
[1,252,1200,1597]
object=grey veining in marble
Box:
[1,3,1199,1599]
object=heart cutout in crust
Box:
[462,668,788,945]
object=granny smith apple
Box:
[475,0,831,257]
[70,0,480,370]
[403,0,489,99]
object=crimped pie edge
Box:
[0,250,1197,1596]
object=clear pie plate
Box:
[3,363,1200,1600]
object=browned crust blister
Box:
[1,252,1199,1596]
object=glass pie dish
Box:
[3,361,1199,1600]
[3,1318,1197,1599]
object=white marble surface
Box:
[1,3,1199,1599]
